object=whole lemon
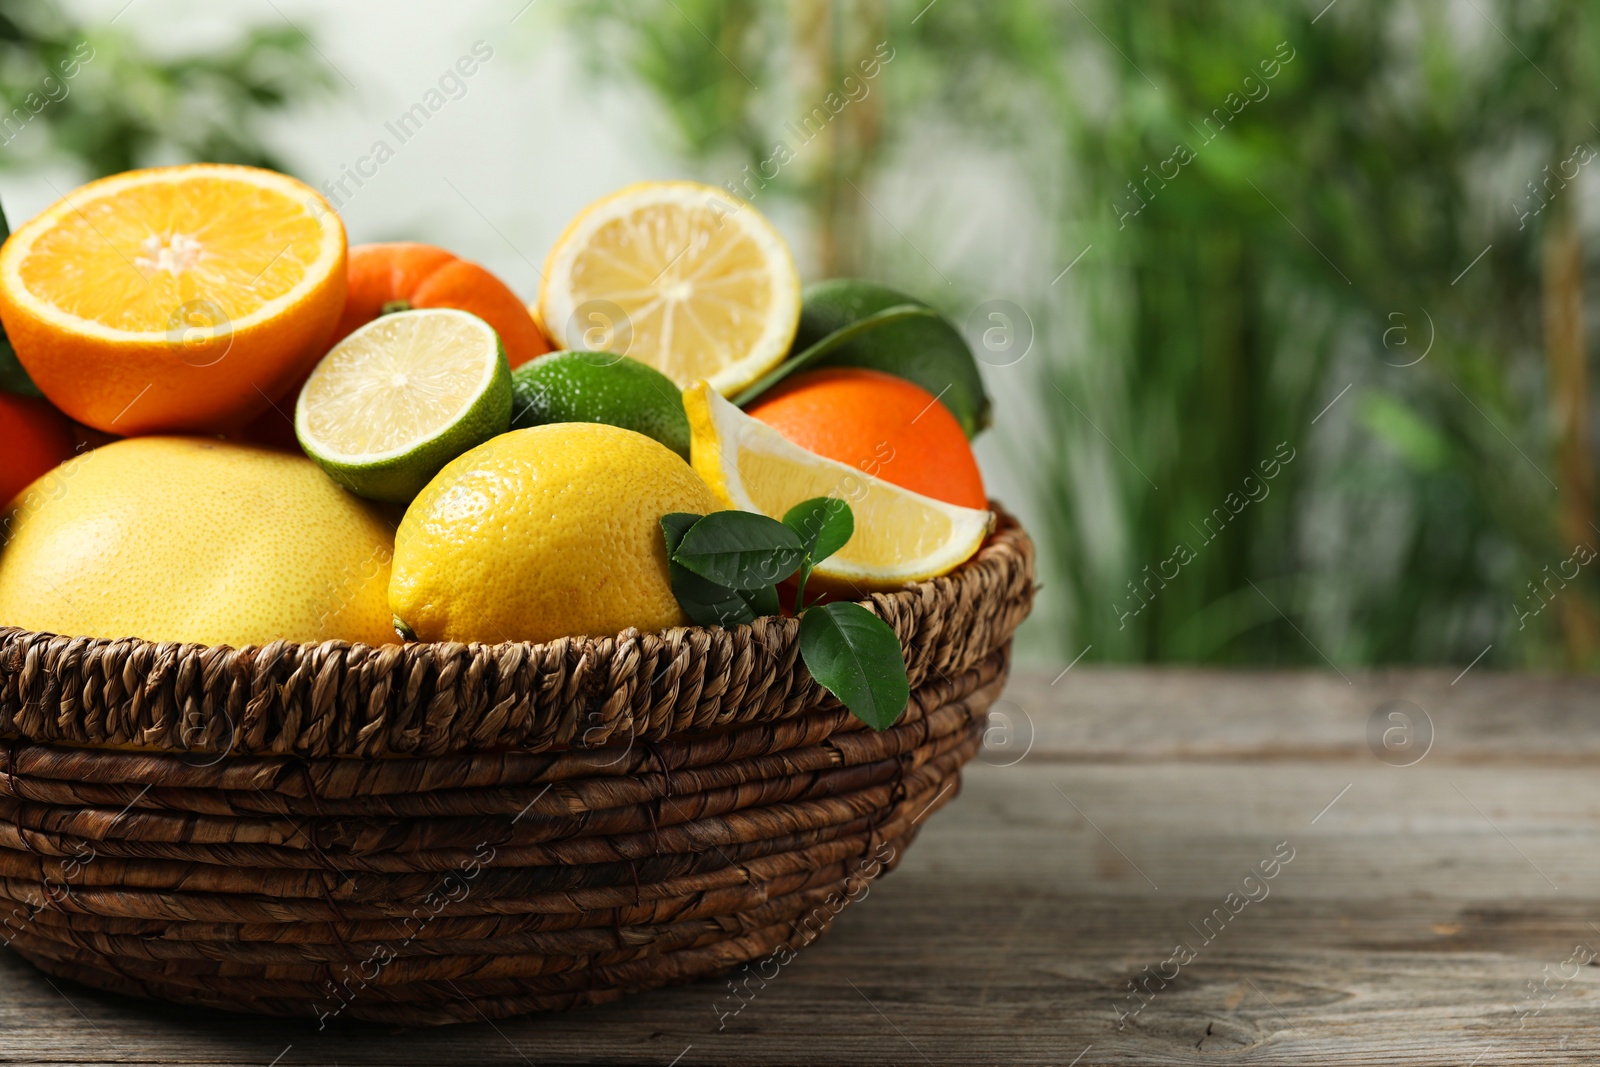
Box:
[390,424,720,644]
[0,437,396,647]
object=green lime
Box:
[792,278,991,437]
[295,308,512,503]
[509,351,691,460]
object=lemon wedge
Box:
[538,181,800,395]
[683,382,992,589]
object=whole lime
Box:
[510,351,691,459]
[791,279,991,437]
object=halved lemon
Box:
[538,181,800,395]
[296,308,511,504]
[0,164,346,434]
[683,381,992,588]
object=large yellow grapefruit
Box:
[0,437,396,647]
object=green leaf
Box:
[783,497,854,564]
[0,195,36,398]
[673,511,803,590]
[1358,390,1450,472]
[660,512,702,555]
[662,512,756,627]
[674,572,757,628]
[799,601,909,731]
[0,337,40,398]
[782,497,854,612]
[730,304,939,407]
[740,583,782,618]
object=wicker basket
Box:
[0,512,1033,1024]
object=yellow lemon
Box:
[0,437,396,647]
[537,181,801,394]
[390,424,721,645]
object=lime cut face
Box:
[296,308,511,503]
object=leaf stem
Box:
[793,559,812,617]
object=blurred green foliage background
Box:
[0,1,328,174]
[6,0,1598,672]
[565,0,1600,672]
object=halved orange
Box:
[0,165,346,434]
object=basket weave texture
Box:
[0,514,1033,1024]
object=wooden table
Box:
[4,668,1598,1066]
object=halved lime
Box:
[295,308,511,503]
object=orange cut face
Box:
[0,164,347,434]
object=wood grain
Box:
[3,668,1597,1066]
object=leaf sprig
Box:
[0,195,40,398]
[661,498,910,731]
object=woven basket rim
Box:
[0,504,1023,659]
[0,509,1034,759]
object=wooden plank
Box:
[1001,667,1600,762]
[0,670,1597,1065]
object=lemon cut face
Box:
[539,181,801,395]
[683,381,992,588]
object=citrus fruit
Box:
[390,423,722,644]
[683,382,992,589]
[334,242,552,369]
[0,437,396,647]
[295,308,512,504]
[0,164,346,435]
[0,392,77,505]
[788,278,991,437]
[510,350,690,459]
[747,368,987,509]
[537,181,800,394]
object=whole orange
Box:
[746,368,987,509]
[334,243,552,369]
[0,165,348,436]
[0,391,77,504]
